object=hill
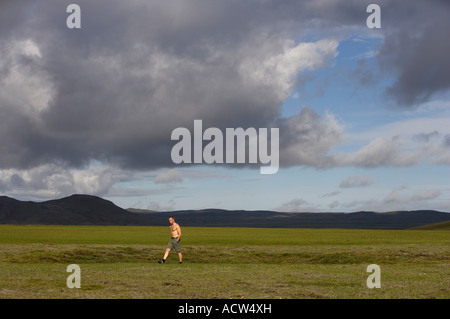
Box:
[410,220,450,230]
[0,195,165,226]
[0,195,449,229]
[134,208,450,229]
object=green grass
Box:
[0,225,449,299]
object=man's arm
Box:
[176,224,182,241]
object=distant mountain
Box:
[133,209,450,230]
[0,195,449,229]
[0,194,165,226]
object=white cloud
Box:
[147,200,175,212]
[278,106,343,168]
[239,37,338,101]
[347,117,450,145]
[331,137,423,167]
[0,39,54,115]
[339,175,373,188]
[432,153,450,165]
[154,169,184,184]
[329,200,339,209]
[0,165,234,202]
[328,111,450,169]
[384,188,441,207]
[274,198,319,213]
[411,190,441,201]
[320,191,341,198]
[0,164,115,200]
[340,187,443,212]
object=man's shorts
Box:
[167,237,181,253]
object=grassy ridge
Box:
[0,225,449,298]
[412,220,450,230]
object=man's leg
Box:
[163,248,170,260]
[174,239,182,263]
[158,248,171,264]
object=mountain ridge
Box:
[0,194,449,229]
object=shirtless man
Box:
[158,216,182,264]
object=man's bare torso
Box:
[170,223,180,238]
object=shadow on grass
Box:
[4,245,448,265]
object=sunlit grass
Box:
[0,225,448,298]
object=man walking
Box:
[158,216,182,264]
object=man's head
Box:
[168,216,174,224]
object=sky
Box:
[0,0,449,213]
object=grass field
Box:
[0,225,449,299]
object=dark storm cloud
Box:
[380,14,450,106]
[0,0,449,172]
[443,135,450,148]
[373,0,450,106]
[338,0,450,107]
[0,0,337,170]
